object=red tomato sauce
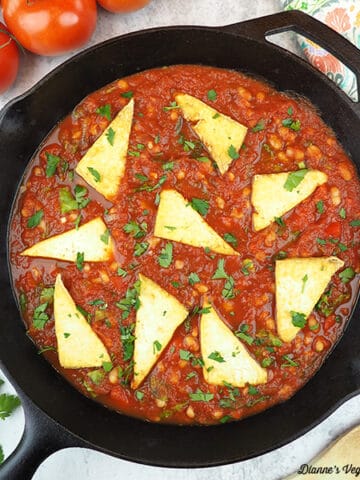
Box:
[9,65,360,425]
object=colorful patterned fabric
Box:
[280,0,360,101]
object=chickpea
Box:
[186,406,195,418]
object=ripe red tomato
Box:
[0,22,19,93]
[2,0,97,56]
[97,0,149,13]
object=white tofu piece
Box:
[251,169,328,231]
[275,256,344,343]
[154,189,239,255]
[200,301,267,387]
[75,99,134,201]
[175,93,247,174]
[54,274,110,368]
[21,217,114,262]
[132,273,188,389]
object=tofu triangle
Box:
[175,93,247,174]
[275,256,344,343]
[21,217,114,262]
[251,169,327,231]
[200,302,267,387]
[154,189,239,255]
[54,274,110,368]
[132,274,188,389]
[76,99,134,201]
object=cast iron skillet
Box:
[1,10,360,480]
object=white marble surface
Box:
[1,0,360,479]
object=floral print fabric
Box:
[281,0,360,101]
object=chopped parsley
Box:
[59,186,90,214]
[339,207,346,219]
[291,311,306,328]
[163,101,179,111]
[227,144,239,160]
[87,167,101,183]
[158,242,173,268]
[274,216,285,228]
[45,152,60,177]
[121,91,133,98]
[179,349,192,361]
[102,361,113,372]
[76,252,84,271]
[100,228,110,245]
[241,258,254,276]
[207,89,217,101]
[189,389,214,402]
[96,104,111,121]
[117,268,128,278]
[301,274,308,293]
[235,324,254,345]
[222,276,236,299]
[223,232,238,246]
[282,117,301,131]
[162,161,174,171]
[135,391,144,401]
[339,267,355,283]
[350,219,360,227]
[281,354,299,367]
[33,303,49,330]
[189,197,209,216]
[283,169,308,192]
[120,323,136,361]
[188,272,200,285]
[116,281,140,319]
[27,210,43,228]
[0,390,21,421]
[134,241,149,257]
[212,259,228,279]
[106,127,115,146]
[153,340,162,354]
[88,369,104,385]
[123,220,147,239]
[316,200,325,214]
[252,119,265,132]
[208,351,225,363]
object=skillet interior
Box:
[1,24,360,467]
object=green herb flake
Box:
[134,241,149,257]
[301,274,308,294]
[208,351,225,363]
[188,272,200,286]
[163,101,179,111]
[123,220,147,239]
[283,169,308,192]
[0,392,21,421]
[213,113,220,119]
[179,349,192,361]
[189,389,214,402]
[189,197,209,217]
[186,371,197,381]
[316,237,326,246]
[19,292,27,312]
[63,332,71,339]
[162,161,174,171]
[220,415,232,424]
[339,267,356,283]
[59,188,78,214]
[45,152,61,178]
[33,303,49,330]
[196,156,210,163]
[100,228,110,245]
[252,119,265,132]
[222,276,236,300]
[121,91,134,98]
[87,167,101,183]
[120,323,136,361]
[227,144,239,160]
[158,242,173,268]
[207,89,217,101]
[316,200,325,214]
[274,216,285,228]
[96,104,111,121]
[282,354,299,367]
[135,390,144,401]
[153,340,162,354]
[248,385,259,395]
[106,127,116,146]
[117,268,128,278]
[154,134,160,144]
[27,210,44,228]
[261,357,274,368]
[212,259,228,279]
[88,369,104,385]
[116,282,140,320]
[339,207,346,219]
[223,232,238,247]
[282,118,301,131]
[350,219,360,227]
[291,311,307,328]
[76,252,84,271]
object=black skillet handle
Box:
[0,391,90,480]
[222,10,360,111]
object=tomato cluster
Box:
[0,0,150,94]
